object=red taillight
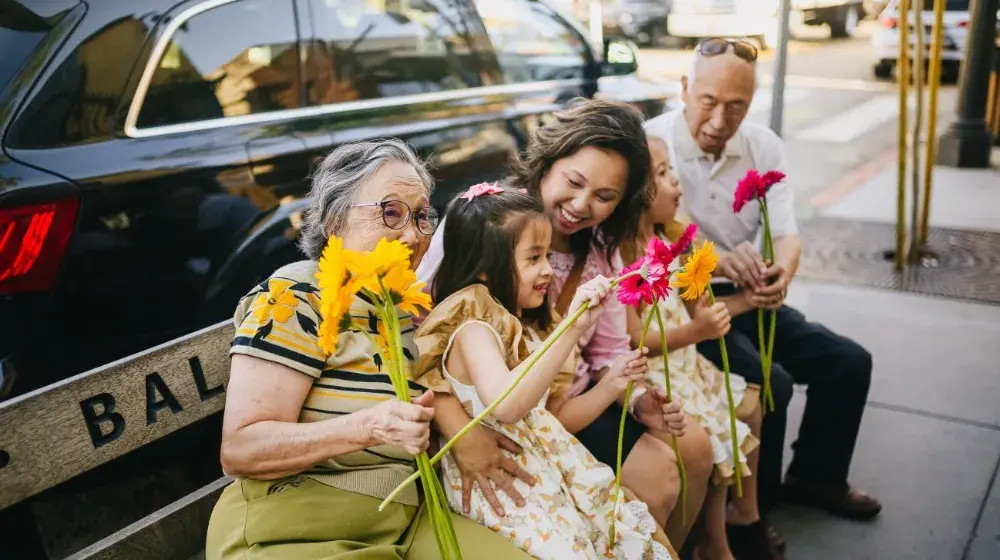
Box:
[957,21,969,28]
[880,16,898,29]
[0,198,78,294]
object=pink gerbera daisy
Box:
[671,224,698,257]
[617,259,656,308]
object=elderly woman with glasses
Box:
[205,139,530,560]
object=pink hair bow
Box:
[459,182,506,200]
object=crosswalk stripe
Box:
[795,94,901,143]
[750,87,811,116]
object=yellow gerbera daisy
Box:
[671,241,718,300]
[379,265,433,315]
[316,236,359,353]
[346,238,412,293]
[253,278,299,323]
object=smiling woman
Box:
[204,139,530,560]
[415,100,703,546]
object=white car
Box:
[871,0,970,80]
[668,0,866,48]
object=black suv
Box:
[1,0,667,401]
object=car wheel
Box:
[874,60,894,79]
[647,25,664,49]
[830,5,861,38]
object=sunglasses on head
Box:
[696,38,759,63]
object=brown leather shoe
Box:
[767,524,787,553]
[782,478,883,521]
[726,520,786,560]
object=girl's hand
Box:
[690,295,731,342]
[568,275,613,330]
[365,391,435,455]
[633,388,687,437]
[596,348,648,398]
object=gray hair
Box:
[299,138,434,259]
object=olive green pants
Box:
[206,476,531,559]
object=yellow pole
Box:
[895,0,911,272]
[908,0,925,263]
[920,0,947,248]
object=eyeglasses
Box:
[696,38,759,63]
[351,200,439,235]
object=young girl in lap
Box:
[623,136,779,560]
[414,185,682,559]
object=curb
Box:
[809,148,898,209]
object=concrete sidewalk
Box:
[770,152,1000,559]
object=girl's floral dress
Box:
[414,285,675,560]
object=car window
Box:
[474,0,588,83]
[304,0,488,106]
[7,8,150,149]
[0,28,47,98]
[135,0,300,129]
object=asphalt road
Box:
[636,20,959,223]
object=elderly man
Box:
[645,38,881,534]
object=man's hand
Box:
[749,263,789,309]
[716,241,767,290]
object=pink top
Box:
[548,247,631,398]
[415,219,631,399]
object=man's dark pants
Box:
[696,286,873,515]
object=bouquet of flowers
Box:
[315,237,462,560]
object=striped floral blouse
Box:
[230,259,424,506]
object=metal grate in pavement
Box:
[797,218,1000,305]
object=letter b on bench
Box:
[80,393,126,448]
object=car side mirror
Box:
[602,36,639,77]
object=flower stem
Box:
[378,288,462,558]
[653,305,687,527]
[759,199,777,414]
[765,309,777,411]
[610,309,655,545]
[707,285,743,498]
[380,271,635,510]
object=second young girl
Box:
[414,185,683,559]
[623,135,779,560]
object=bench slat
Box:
[65,477,231,560]
[0,322,234,509]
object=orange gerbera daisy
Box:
[671,241,718,301]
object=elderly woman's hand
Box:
[450,424,535,516]
[365,391,436,455]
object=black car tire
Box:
[874,59,894,79]
[829,5,861,38]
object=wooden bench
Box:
[0,321,235,559]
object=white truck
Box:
[668,0,866,48]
